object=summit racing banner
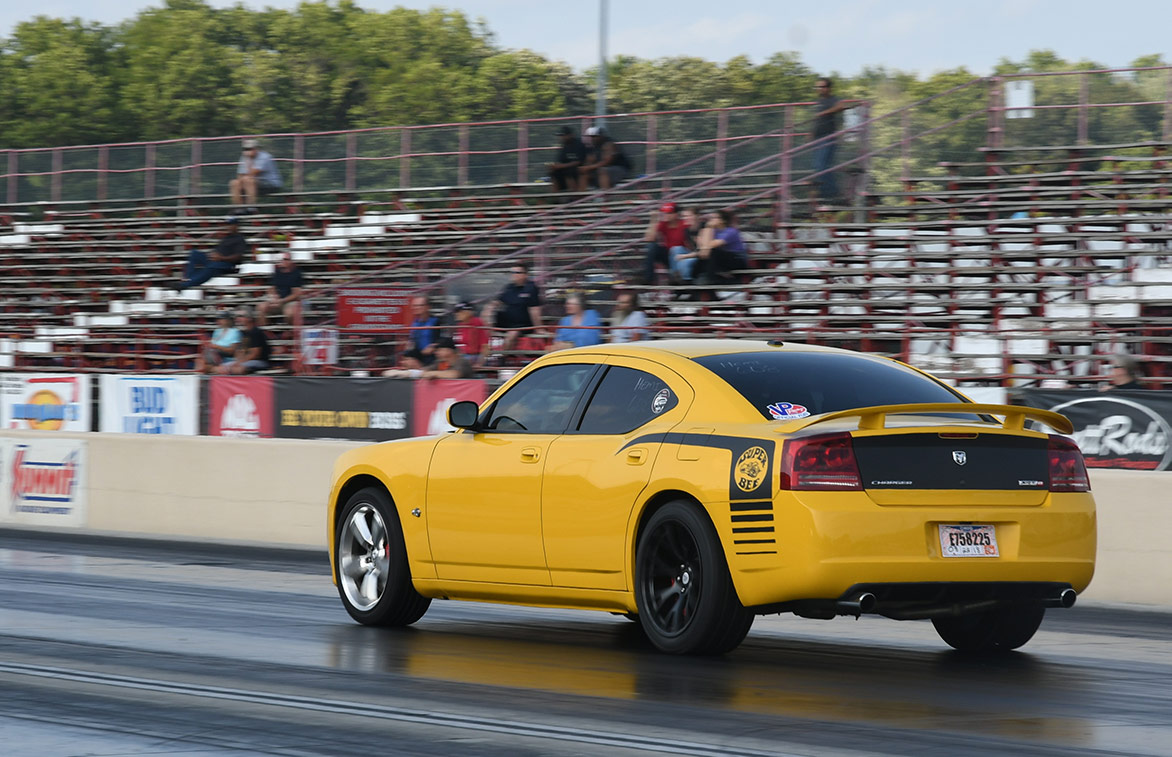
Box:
[99,375,198,435]
[1013,389,1172,471]
[0,373,92,432]
[0,437,87,528]
[275,377,413,441]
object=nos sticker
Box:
[652,388,671,415]
[767,402,810,420]
[734,446,769,492]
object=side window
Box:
[482,364,595,434]
[577,366,679,434]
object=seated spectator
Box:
[452,300,489,366]
[695,209,748,284]
[609,291,649,343]
[381,349,426,378]
[408,295,439,364]
[495,263,542,352]
[546,126,586,196]
[175,216,248,290]
[549,293,603,351]
[579,126,631,191]
[258,252,304,326]
[667,207,705,284]
[421,337,475,379]
[230,138,283,213]
[199,310,241,373]
[1100,354,1146,391]
[641,202,689,285]
[218,308,271,374]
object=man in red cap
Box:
[641,201,690,285]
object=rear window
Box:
[693,351,972,420]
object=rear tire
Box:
[335,486,430,626]
[932,605,1045,652]
[635,500,754,655]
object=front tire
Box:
[335,486,430,626]
[932,605,1045,652]
[635,500,754,655]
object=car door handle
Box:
[626,448,646,465]
[520,447,541,463]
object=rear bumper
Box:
[748,581,1077,619]
[724,491,1097,608]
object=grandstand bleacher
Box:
[1,69,1170,387]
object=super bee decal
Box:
[619,434,775,502]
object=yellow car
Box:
[327,340,1095,655]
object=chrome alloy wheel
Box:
[338,503,391,612]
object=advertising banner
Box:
[209,376,275,437]
[276,377,413,441]
[336,287,411,333]
[0,437,87,528]
[1013,389,1172,471]
[99,375,199,435]
[412,379,489,437]
[301,328,339,366]
[0,373,91,432]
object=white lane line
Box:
[0,662,835,757]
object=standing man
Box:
[495,263,542,352]
[230,138,283,213]
[546,126,586,196]
[175,216,248,290]
[811,78,851,206]
[452,301,489,366]
[258,252,304,326]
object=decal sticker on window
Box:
[652,388,671,415]
[734,446,769,492]
[767,402,810,420]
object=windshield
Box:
[693,351,976,420]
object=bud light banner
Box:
[209,377,275,438]
[412,379,489,437]
[0,373,92,432]
[99,375,199,435]
[1013,389,1172,471]
[0,437,87,527]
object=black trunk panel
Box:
[854,434,1048,490]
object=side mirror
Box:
[447,400,480,430]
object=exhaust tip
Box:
[857,592,877,614]
[1059,588,1077,609]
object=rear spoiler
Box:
[776,403,1073,435]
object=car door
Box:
[541,358,693,590]
[426,361,598,585]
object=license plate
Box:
[939,524,999,558]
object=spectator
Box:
[257,252,304,326]
[408,295,439,363]
[667,207,706,284]
[549,293,603,351]
[546,126,587,196]
[1100,354,1146,391]
[495,263,542,352]
[452,301,489,366]
[175,216,248,290]
[696,209,749,284]
[609,291,649,343]
[421,337,475,379]
[579,126,632,191]
[811,77,852,206]
[219,308,271,374]
[199,310,241,373]
[230,138,283,213]
[381,349,426,378]
[642,202,690,285]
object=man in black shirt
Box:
[811,77,851,205]
[258,252,304,325]
[579,126,632,191]
[177,216,248,289]
[547,126,586,195]
[494,262,543,352]
[220,308,271,374]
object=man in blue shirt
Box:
[408,295,439,364]
[231,138,283,213]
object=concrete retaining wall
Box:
[0,432,1168,608]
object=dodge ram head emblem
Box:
[952,450,967,466]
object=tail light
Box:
[1048,435,1091,492]
[779,432,862,491]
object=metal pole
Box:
[596,0,608,117]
